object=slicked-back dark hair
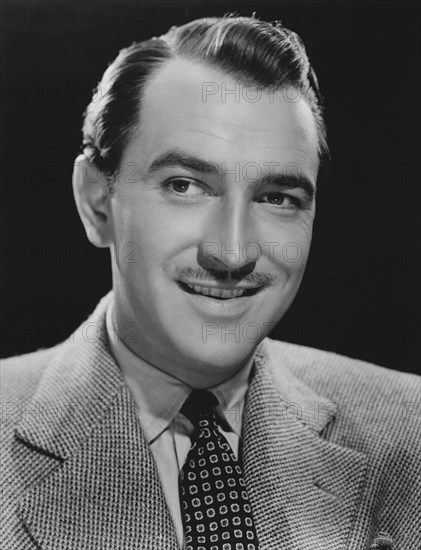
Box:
[82,14,330,188]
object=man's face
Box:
[109,58,318,387]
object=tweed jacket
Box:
[1,293,420,550]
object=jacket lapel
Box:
[15,294,178,550]
[242,341,368,550]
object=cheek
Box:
[282,235,311,274]
[112,199,199,276]
[265,217,313,278]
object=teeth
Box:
[187,284,246,298]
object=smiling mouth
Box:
[177,281,262,299]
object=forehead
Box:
[123,58,319,175]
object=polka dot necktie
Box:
[180,389,259,550]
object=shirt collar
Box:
[106,299,255,443]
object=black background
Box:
[1,0,420,374]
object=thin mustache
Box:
[175,267,276,286]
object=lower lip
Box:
[177,282,260,316]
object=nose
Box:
[199,197,259,275]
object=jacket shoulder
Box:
[1,346,60,403]
[265,339,420,430]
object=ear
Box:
[72,154,114,248]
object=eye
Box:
[259,192,300,208]
[164,178,209,197]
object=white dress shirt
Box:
[105,299,255,549]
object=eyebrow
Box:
[146,148,315,199]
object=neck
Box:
[110,297,254,389]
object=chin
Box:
[186,334,262,373]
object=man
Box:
[1,14,419,550]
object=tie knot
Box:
[181,390,219,430]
